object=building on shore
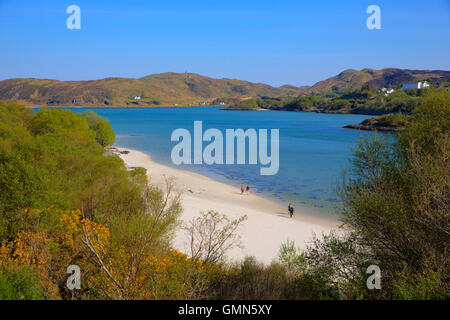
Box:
[381,87,395,95]
[402,81,430,90]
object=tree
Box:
[0,103,200,299]
[183,211,247,263]
[80,110,115,147]
[80,178,183,299]
[92,121,115,147]
[272,90,449,300]
[337,90,450,299]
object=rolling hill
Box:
[0,68,449,107]
[310,68,450,93]
[0,73,301,107]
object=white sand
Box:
[115,146,339,264]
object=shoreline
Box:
[29,104,378,117]
[114,146,340,264]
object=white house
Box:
[134,96,141,100]
[381,88,395,95]
[402,81,430,90]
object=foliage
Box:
[0,102,217,300]
[183,211,247,263]
[91,121,115,147]
[278,240,307,277]
[223,90,449,300]
[209,257,289,299]
[1,95,448,300]
[230,86,433,115]
[336,90,450,299]
[0,264,44,300]
[80,111,115,146]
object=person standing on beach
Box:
[241,185,245,195]
[288,203,295,218]
[246,185,250,195]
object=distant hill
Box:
[0,69,449,107]
[310,68,450,94]
[0,72,301,107]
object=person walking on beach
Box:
[241,185,245,195]
[246,185,250,195]
[288,203,295,218]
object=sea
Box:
[63,107,374,221]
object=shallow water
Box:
[64,107,374,221]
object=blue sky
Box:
[0,0,449,86]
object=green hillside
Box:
[0,68,448,107]
[0,72,301,107]
[310,68,450,94]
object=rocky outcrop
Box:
[343,117,405,132]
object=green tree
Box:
[80,110,115,147]
[337,90,450,299]
[92,121,115,147]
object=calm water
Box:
[65,107,373,221]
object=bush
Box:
[210,257,288,299]
[0,265,44,300]
[338,90,450,299]
[92,121,115,146]
[0,103,193,299]
[80,110,115,146]
[271,90,449,300]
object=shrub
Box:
[92,121,115,147]
[0,265,44,300]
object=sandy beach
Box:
[115,146,340,264]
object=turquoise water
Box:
[66,107,373,221]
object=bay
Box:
[65,107,374,221]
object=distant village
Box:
[131,95,227,107]
[380,81,431,96]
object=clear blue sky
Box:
[0,0,449,86]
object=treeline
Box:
[0,103,191,299]
[229,85,434,115]
[220,91,449,299]
[0,92,448,300]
